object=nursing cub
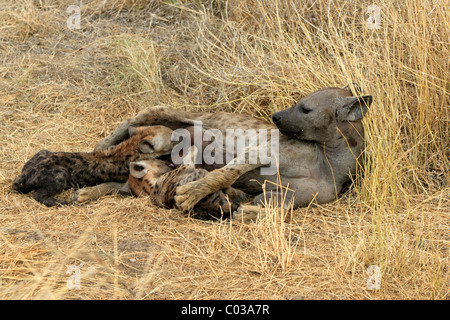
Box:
[12,126,175,206]
[124,156,246,220]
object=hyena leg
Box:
[253,188,295,208]
[233,190,296,222]
[32,169,70,207]
[74,182,125,203]
[33,187,68,207]
[94,106,195,151]
[175,162,261,212]
[176,147,284,219]
[232,204,262,222]
[175,141,276,211]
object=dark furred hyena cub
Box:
[12,126,175,207]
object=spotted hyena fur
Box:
[125,159,246,220]
[12,126,175,207]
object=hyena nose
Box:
[272,113,282,125]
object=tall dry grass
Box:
[0,0,448,299]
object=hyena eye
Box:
[301,106,312,114]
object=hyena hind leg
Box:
[33,188,69,207]
[31,168,70,207]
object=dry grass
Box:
[0,0,448,299]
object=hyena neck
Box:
[319,121,365,184]
[82,136,142,181]
[93,134,141,162]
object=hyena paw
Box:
[175,181,211,212]
[232,205,263,223]
[73,187,98,203]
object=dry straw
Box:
[0,0,448,299]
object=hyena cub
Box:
[12,126,175,207]
[123,147,246,220]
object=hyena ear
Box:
[140,134,170,153]
[342,83,362,96]
[138,139,154,153]
[336,95,372,122]
[129,126,151,137]
[130,161,149,179]
[128,127,138,137]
